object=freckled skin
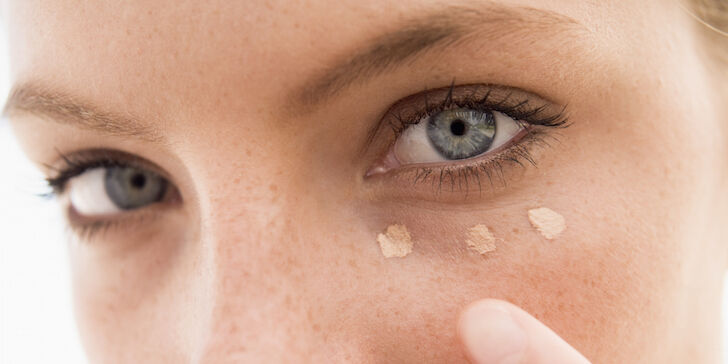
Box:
[4,0,728,363]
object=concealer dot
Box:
[465,224,497,255]
[527,207,566,240]
[377,224,414,258]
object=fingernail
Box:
[460,303,527,364]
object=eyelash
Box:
[43,150,166,238]
[408,130,555,194]
[45,150,142,193]
[43,84,567,236]
[381,83,569,193]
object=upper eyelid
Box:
[45,149,170,193]
[361,83,570,185]
[288,4,589,114]
[379,83,569,138]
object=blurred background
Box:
[0,25,726,364]
[0,28,87,363]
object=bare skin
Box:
[2,0,727,363]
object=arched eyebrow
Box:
[2,84,164,143]
[291,4,587,113]
[2,4,587,140]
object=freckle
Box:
[465,224,497,255]
[528,207,566,240]
[512,227,519,234]
[269,184,278,192]
[376,224,413,258]
[466,267,480,277]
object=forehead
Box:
[1,0,686,131]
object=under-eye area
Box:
[364,83,569,198]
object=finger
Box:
[458,299,591,364]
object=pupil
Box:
[450,120,467,136]
[130,174,147,189]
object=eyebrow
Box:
[2,84,164,142]
[292,4,586,112]
[2,4,586,139]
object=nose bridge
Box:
[195,172,317,361]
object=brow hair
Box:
[3,3,585,140]
[291,4,585,113]
[2,84,164,142]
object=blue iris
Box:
[426,108,496,160]
[104,166,167,210]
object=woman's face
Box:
[3,0,727,362]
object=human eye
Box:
[391,108,524,164]
[365,83,568,197]
[45,150,179,237]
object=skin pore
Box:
[2,0,728,363]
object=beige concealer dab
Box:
[528,207,566,240]
[465,224,497,255]
[377,224,414,258]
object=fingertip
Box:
[458,299,527,364]
[458,299,591,364]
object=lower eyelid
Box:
[368,122,531,178]
[65,197,180,241]
[364,128,549,201]
[61,183,182,241]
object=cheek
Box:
[70,212,208,363]
[338,88,705,362]
[337,201,684,363]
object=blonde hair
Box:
[687,0,728,64]
[689,0,728,35]
[688,0,728,148]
